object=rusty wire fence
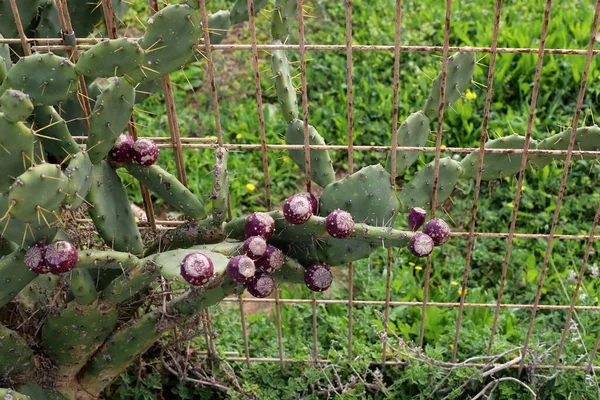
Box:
[2,0,600,380]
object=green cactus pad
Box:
[0,89,33,122]
[530,126,600,168]
[0,194,58,249]
[0,250,36,308]
[86,77,135,164]
[271,43,299,123]
[0,115,34,193]
[144,218,225,255]
[0,324,35,378]
[230,0,269,24]
[0,237,16,256]
[0,0,40,39]
[41,301,118,379]
[86,161,143,255]
[211,147,228,226]
[0,52,79,106]
[207,10,232,45]
[66,268,97,305]
[399,157,463,211]
[100,259,156,305]
[77,249,140,270]
[32,106,80,161]
[76,38,144,78]
[461,134,536,181]
[286,119,335,187]
[127,4,201,83]
[271,0,297,42]
[385,111,431,176]
[16,273,60,312]
[125,162,206,220]
[0,33,12,79]
[7,163,68,223]
[58,80,103,137]
[317,165,401,265]
[423,51,476,121]
[64,151,93,210]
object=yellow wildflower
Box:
[451,281,458,286]
[206,135,217,139]
[441,144,447,149]
[282,156,289,163]
[408,262,415,266]
[236,133,243,139]
[458,287,468,296]
[246,183,256,191]
[415,265,423,271]
[506,202,514,208]
[449,344,454,350]
[370,141,376,146]
[465,88,477,100]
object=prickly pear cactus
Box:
[0,1,598,399]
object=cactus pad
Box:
[286,119,335,187]
[271,0,297,42]
[64,151,94,210]
[33,105,80,161]
[76,38,144,79]
[0,52,79,106]
[0,324,35,378]
[125,162,206,220]
[385,111,431,175]
[86,161,143,255]
[399,157,463,211]
[424,51,476,120]
[0,89,33,122]
[0,194,58,249]
[207,10,232,45]
[86,77,136,164]
[230,0,269,24]
[271,43,299,123]
[7,163,68,223]
[0,115,34,193]
[530,126,600,168]
[461,134,536,181]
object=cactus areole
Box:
[0,1,591,397]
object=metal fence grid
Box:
[2,0,600,378]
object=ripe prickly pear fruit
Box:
[304,263,333,292]
[246,272,275,298]
[325,209,354,239]
[132,138,159,166]
[408,233,434,257]
[283,193,313,225]
[408,207,427,232]
[226,255,256,283]
[244,212,275,240]
[255,245,285,274]
[243,236,267,261]
[423,218,451,246]
[25,242,49,274]
[180,252,214,286]
[298,191,318,214]
[109,134,135,165]
[45,240,78,274]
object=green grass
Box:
[107,0,600,398]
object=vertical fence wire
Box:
[381,0,403,367]
[451,0,502,362]
[588,333,600,374]
[418,0,453,348]
[8,0,30,55]
[344,0,355,360]
[487,0,554,355]
[519,0,600,372]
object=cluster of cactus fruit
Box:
[0,0,599,398]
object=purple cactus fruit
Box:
[243,235,267,260]
[244,212,275,240]
[131,138,160,166]
[298,192,318,214]
[304,263,333,292]
[283,193,313,225]
[45,240,79,274]
[408,233,434,257]
[246,272,275,298]
[226,255,256,283]
[423,218,451,246]
[255,245,285,274]
[325,209,354,239]
[109,134,134,164]
[25,242,49,274]
[180,252,214,286]
[408,207,427,232]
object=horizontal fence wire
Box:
[3,0,599,377]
